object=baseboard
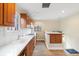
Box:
[36,40,45,42]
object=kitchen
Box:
[0,3,79,56]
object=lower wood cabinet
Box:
[18,50,25,56]
[49,34,62,43]
[18,37,35,56]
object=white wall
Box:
[34,20,61,32]
[60,14,79,51]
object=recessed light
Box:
[62,10,65,13]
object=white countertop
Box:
[0,35,34,56]
[45,32,62,34]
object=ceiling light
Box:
[62,10,65,13]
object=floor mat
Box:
[66,49,79,54]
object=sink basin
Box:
[17,38,26,44]
[17,35,34,44]
[18,36,30,43]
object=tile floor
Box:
[32,41,79,56]
[32,41,66,56]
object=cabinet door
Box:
[26,42,32,56]
[21,18,27,28]
[4,3,15,26]
[0,3,3,25]
[27,16,34,25]
[55,34,62,43]
[50,34,62,43]
[20,14,27,28]
[25,39,34,56]
[18,50,25,56]
[27,16,31,24]
[50,34,56,43]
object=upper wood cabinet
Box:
[0,3,3,25]
[20,13,34,28]
[20,13,27,19]
[27,16,33,25]
[20,13,27,28]
[0,3,16,26]
[4,3,16,26]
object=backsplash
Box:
[0,27,18,46]
[0,27,5,36]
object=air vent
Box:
[42,3,50,8]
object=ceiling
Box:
[16,3,79,20]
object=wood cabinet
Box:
[0,3,16,26]
[25,38,35,56]
[20,13,27,28]
[0,3,3,25]
[4,3,16,26]
[27,16,33,24]
[18,37,35,56]
[20,13,27,20]
[49,34,62,43]
[20,13,34,28]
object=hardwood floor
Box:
[32,41,79,56]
